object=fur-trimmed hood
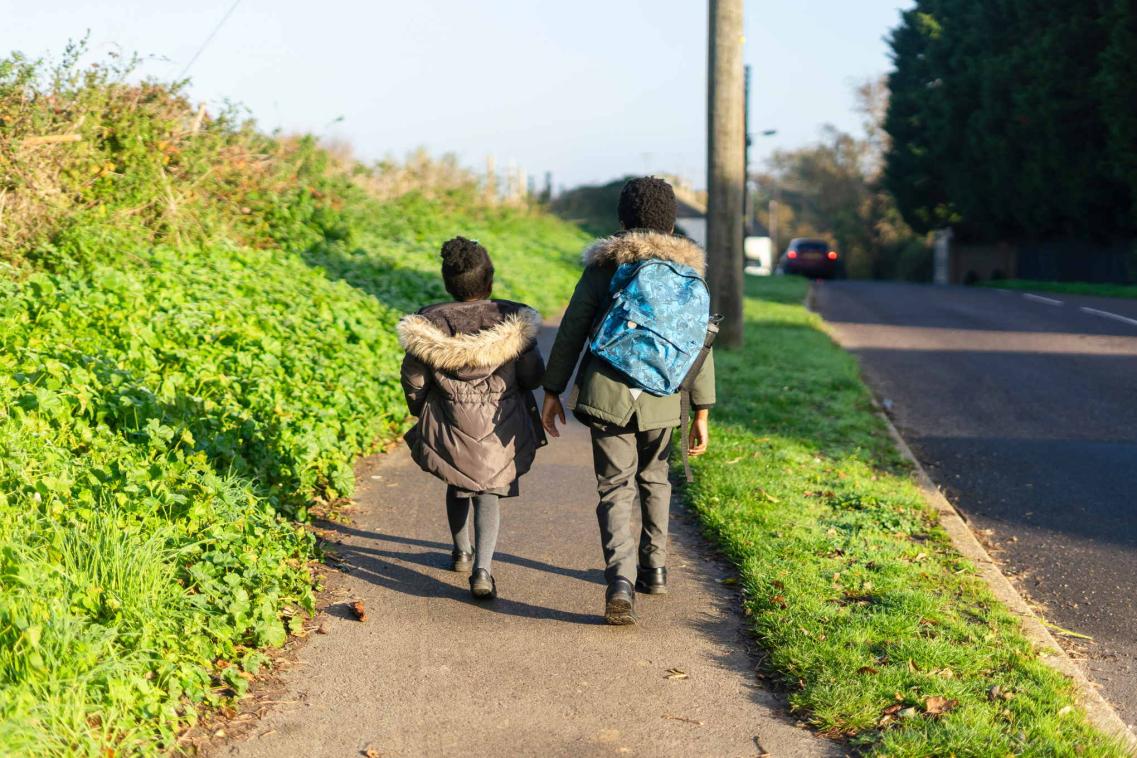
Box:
[582,230,706,276]
[397,304,541,372]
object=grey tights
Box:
[446,487,500,572]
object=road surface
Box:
[814,281,1137,729]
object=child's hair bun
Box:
[439,236,494,300]
[440,237,487,271]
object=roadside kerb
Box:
[806,282,1137,752]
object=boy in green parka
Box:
[541,177,715,625]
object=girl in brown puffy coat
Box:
[396,237,546,599]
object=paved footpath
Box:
[214,328,834,758]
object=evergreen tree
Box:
[884,0,1135,243]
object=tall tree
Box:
[884,0,1136,244]
[1098,0,1137,224]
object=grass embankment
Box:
[984,279,1137,300]
[685,278,1126,756]
[0,50,587,755]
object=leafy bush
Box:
[0,48,589,754]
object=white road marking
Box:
[1080,306,1137,328]
[1023,293,1064,306]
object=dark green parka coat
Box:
[542,231,716,431]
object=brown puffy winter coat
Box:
[397,299,547,494]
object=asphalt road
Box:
[814,281,1137,729]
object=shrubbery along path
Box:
[0,50,587,755]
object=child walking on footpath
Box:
[396,237,547,599]
[541,177,716,625]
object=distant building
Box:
[675,197,707,248]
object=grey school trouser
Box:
[590,422,674,584]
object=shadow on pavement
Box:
[328,522,606,584]
[321,522,606,625]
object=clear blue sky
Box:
[4,0,913,189]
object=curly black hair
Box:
[617,176,677,233]
[440,236,494,300]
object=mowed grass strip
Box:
[684,277,1127,756]
[984,279,1137,300]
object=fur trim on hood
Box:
[397,307,540,372]
[582,230,706,276]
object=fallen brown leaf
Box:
[665,668,689,680]
[856,666,879,675]
[924,695,958,715]
[362,744,382,758]
[351,600,367,622]
[770,595,788,609]
[881,704,902,716]
[988,685,1014,701]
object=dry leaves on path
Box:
[662,714,704,726]
[664,668,689,680]
[351,601,367,622]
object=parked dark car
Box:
[776,238,843,279]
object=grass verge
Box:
[984,279,1137,300]
[1,50,588,755]
[684,277,1127,756]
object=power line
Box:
[178,0,243,79]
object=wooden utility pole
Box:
[706,0,746,348]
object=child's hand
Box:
[688,409,710,456]
[542,393,566,438]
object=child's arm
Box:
[515,340,546,391]
[688,349,715,455]
[401,353,432,416]
[541,267,606,394]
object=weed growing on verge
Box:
[0,49,588,754]
[683,277,1128,756]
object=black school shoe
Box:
[469,568,497,600]
[451,550,473,572]
[604,579,637,625]
[635,566,668,595]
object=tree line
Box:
[884,0,1137,243]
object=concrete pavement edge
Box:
[805,282,1137,752]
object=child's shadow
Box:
[323,523,606,625]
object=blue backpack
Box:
[589,259,712,397]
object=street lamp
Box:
[748,129,779,253]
